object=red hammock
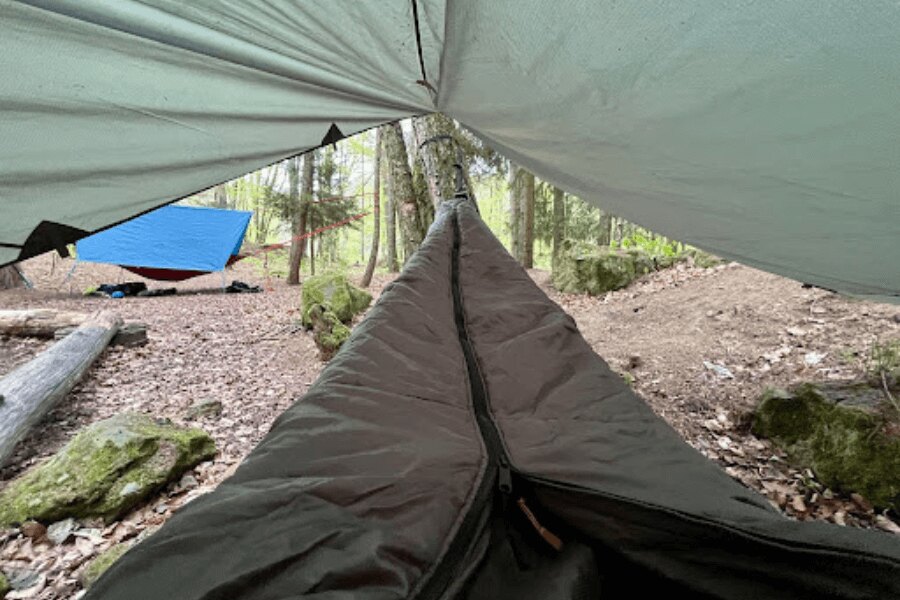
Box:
[118,212,367,282]
[121,254,245,282]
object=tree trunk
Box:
[0,266,23,290]
[412,114,457,207]
[361,129,382,287]
[384,144,399,272]
[0,309,88,338]
[612,217,624,245]
[287,155,313,284]
[383,122,426,263]
[597,209,612,247]
[508,163,521,262]
[286,157,301,285]
[299,155,313,259]
[360,194,366,264]
[522,171,535,269]
[213,184,228,209]
[551,187,565,270]
[0,310,121,465]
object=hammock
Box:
[120,254,246,282]
[86,199,899,600]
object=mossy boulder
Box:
[301,273,372,326]
[752,383,900,509]
[0,414,215,526]
[685,248,724,269]
[301,273,371,359]
[552,243,657,295]
[80,542,132,589]
[0,571,8,598]
[306,305,352,360]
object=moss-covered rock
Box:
[753,383,900,509]
[551,240,724,295]
[685,248,725,269]
[552,243,657,295]
[0,571,9,598]
[0,414,215,526]
[308,307,351,361]
[301,273,372,326]
[301,273,371,359]
[80,542,132,589]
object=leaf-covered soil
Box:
[0,254,898,598]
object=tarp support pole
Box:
[14,265,32,289]
[63,260,79,294]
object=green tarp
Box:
[1,0,898,299]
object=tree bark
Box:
[597,209,612,247]
[213,184,228,209]
[384,143,399,272]
[359,195,367,264]
[361,129,382,287]
[522,171,535,269]
[288,155,314,284]
[551,187,565,270]
[383,122,426,263]
[299,155,313,263]
[0,266,23,290]
[412,113,457,207]
[286,157,301,285]
[508,163,522,262]
[0,309,89,338]
[309,226,316,276]
[0,310,121,465]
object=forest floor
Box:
[0,252,898,598]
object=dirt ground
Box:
[0,253,898,598]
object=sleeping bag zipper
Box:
[414,204,514,599]
[416,203,560,599]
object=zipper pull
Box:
[498,458,512,494]
[517,498,563,552]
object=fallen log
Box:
[56,322,149,348]
[0,310,122,465]
[0,309,89,338]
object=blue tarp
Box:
[76,205,253,273]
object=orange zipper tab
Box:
[516,497,563,552]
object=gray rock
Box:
[46,518,75,545]
[111,323,148,348]
[72,528,104,544]
[804,352,826,366]
[185,400,223,420]
[178,474,199,491]
[7,570,40,591]
[703,361,735,379]
[118,482,141,497]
